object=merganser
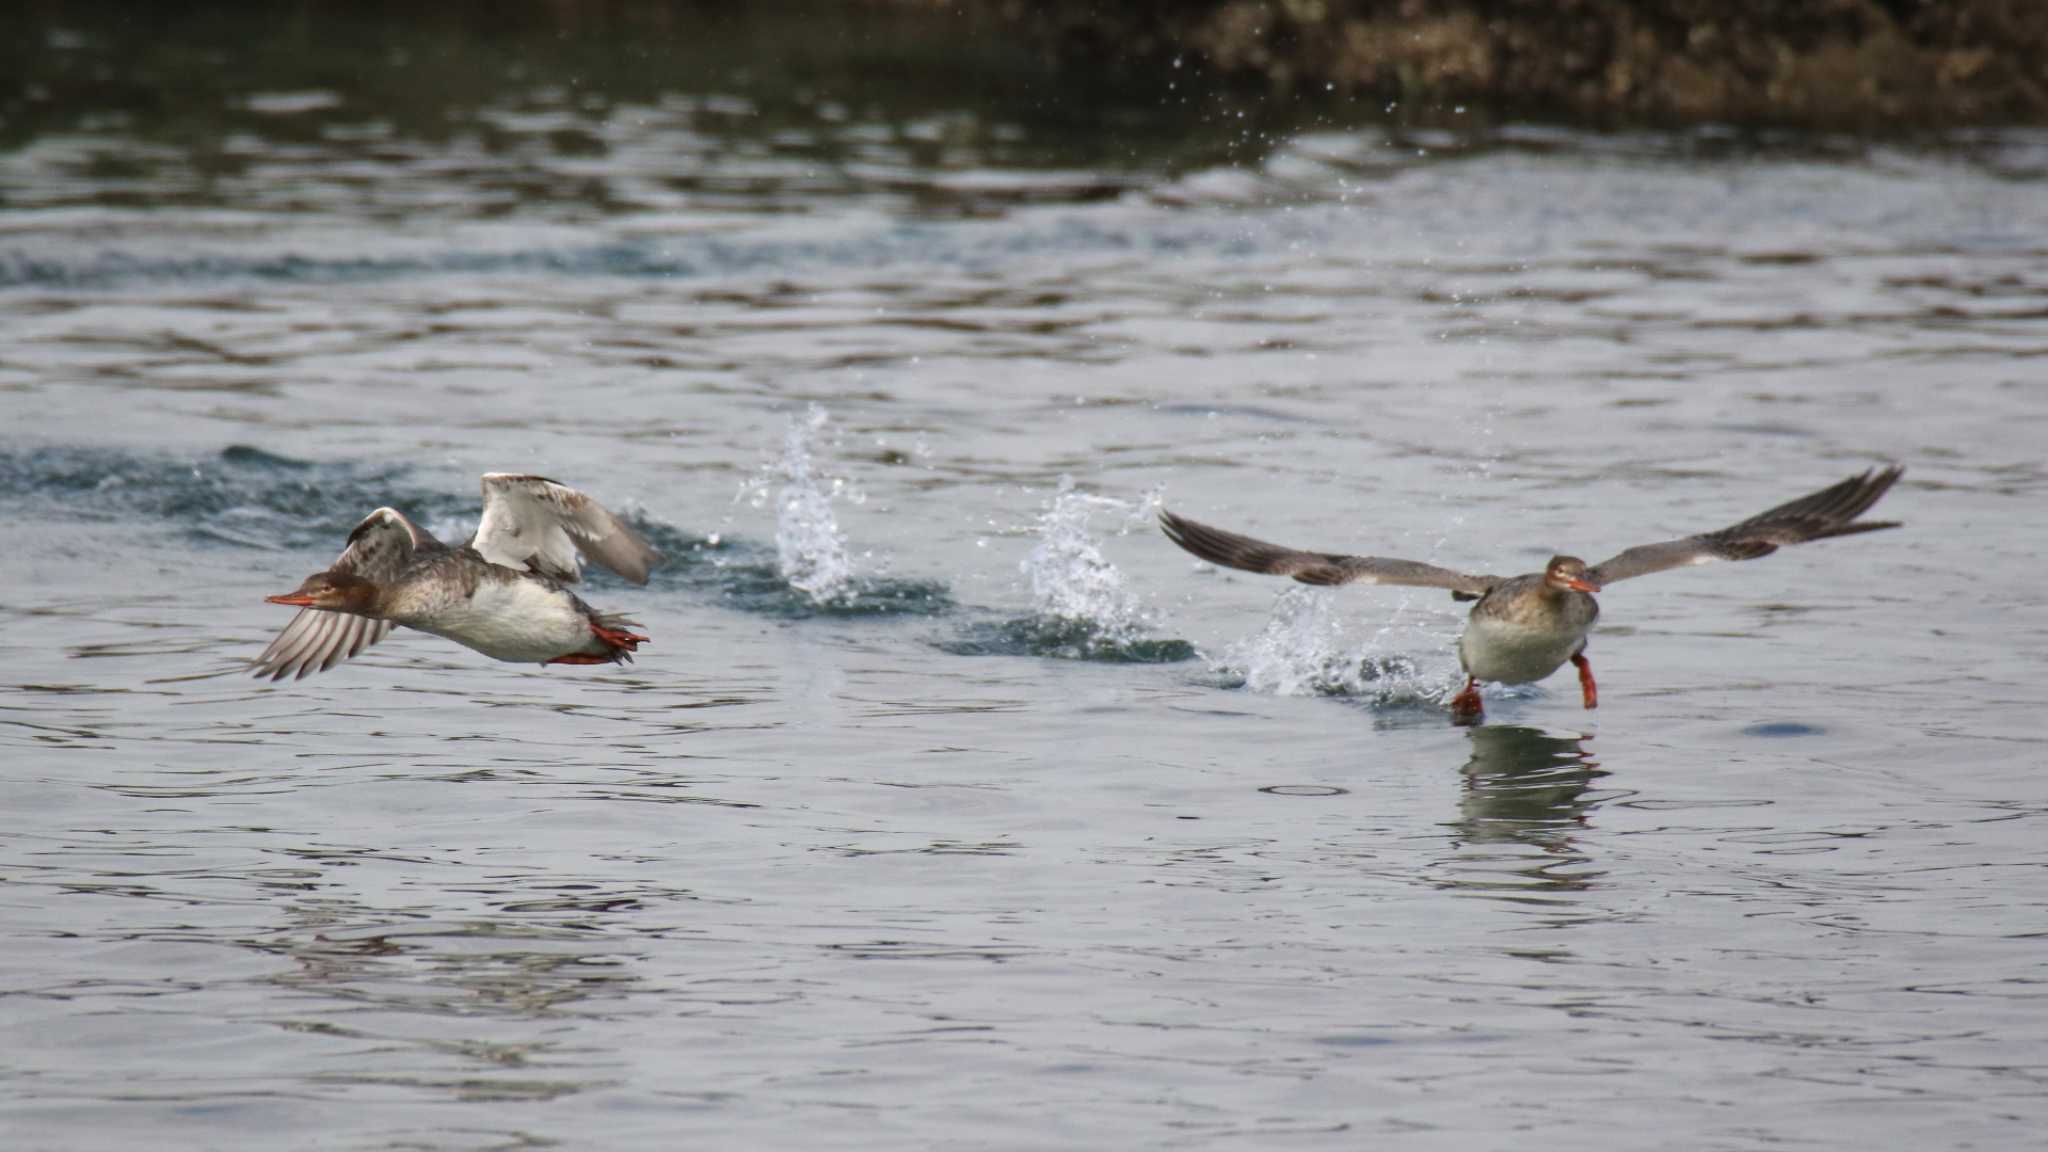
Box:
[255,473,661,680]
[1161,466,1903,722]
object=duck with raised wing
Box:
[1160,466,1903,722]
[255,473,661,680]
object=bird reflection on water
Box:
[1441,725,1625,899]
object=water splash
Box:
[937,479,1193,662]
[719,406,948,617]
[744,405,859,604]
[1215,585,1460,705]
[1024,479,1153,635]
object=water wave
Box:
[0,210,1317,292]
[0,443,448,551]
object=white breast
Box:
[412,578,588,663]
[1458,611,1590,686]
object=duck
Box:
[254,473,661,680]
[1160,466,1903,722]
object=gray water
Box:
[5,7,2048,1150]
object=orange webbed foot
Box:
[591,621,648,651]
[1449,677,1485,726]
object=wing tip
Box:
[1857,462,1905,494]
[1157,508,1243,570]
[1157,508,1201,554]
[617,538,664,586]
[1837,462,1906,528]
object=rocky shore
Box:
[977,0,2048,127]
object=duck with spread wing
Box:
[255,473,661,680]
[1160,467,1903,722]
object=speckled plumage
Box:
[1458,574,1599,685]
[256,475,658,680]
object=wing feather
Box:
[1159,511,1498,596]
[251,507,422,679]
[473,473,660,585]
[1587,466,1903,586]
[254,608,399,681]
[332,506,441,579]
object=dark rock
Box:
[963,0,2048,127]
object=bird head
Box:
[265,570,380,613]
[1544,555,1601,594]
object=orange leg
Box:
[1449,676,1484,724]
[546,619,651,666]
[1571,651,1598,710]
[592,621,649,651]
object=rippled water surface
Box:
[5,6,2048,1150]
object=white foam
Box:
[1221,584,1463,704]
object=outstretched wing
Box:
[252,507,431,680]
[472,473,660,585]
[253,610,395,681]
[1587,465,1903,587]
[1160,510,1499,596]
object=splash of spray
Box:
[1219,586,1456,704]
[929,478,1189,662]
[1022,477,1162,642]
[1226,586,1365,697]
[743,404,859,604]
